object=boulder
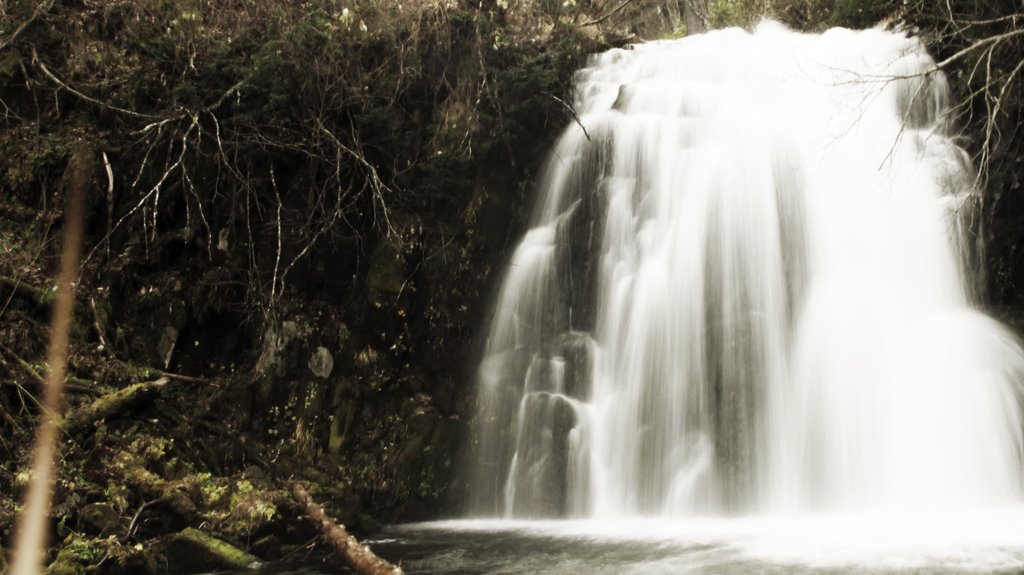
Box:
[46,550,81,575]
[249,535,282,561]
[308,346,334,378]
[255,321,298,377]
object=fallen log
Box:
[286,481,402,575]
[61,377,170,438]
[0,341,112,395]
[0,275,55,309]
[113,451,198,524]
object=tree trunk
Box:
[287,481,402,575]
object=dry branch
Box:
[0,0,56,52]
[549,93,591,141]
[32,48,160,120]
[157,371,205,384]
[580,0,632,26]
[287,481,403,575]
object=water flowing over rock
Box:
[465,23,1024,518]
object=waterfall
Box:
[465,23,1024,518]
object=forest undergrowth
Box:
[0,0,1021,572]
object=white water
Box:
[377,512,1024,574]
[465,23,1024,519]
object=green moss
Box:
[47,535,106,575]
[0,275,56,308]
[212,479,281,541]
[166,527,259,572]
[46,555,83,575]
[61,381,166,439]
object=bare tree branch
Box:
[580,0,632,27]
[32,47,161,120]
[0,0,55,53]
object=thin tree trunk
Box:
[683,0,710,34]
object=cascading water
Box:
[464,23,1024,519]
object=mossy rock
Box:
[45,539,95,575]
[213,479,285,543]
[46,551,82,575]
[164,527,260,572]
[249,535,282,561]
[77,503,125,538]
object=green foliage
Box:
[829,0,890,29]
[239,39,298,124]
[710,0,774,29]
[61,535,107,564]
[489,51,561,146]
[1,134,70,194]
[415,153,476,209]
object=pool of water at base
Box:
[227,508,1024,575]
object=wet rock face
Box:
[256,321,299,378]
